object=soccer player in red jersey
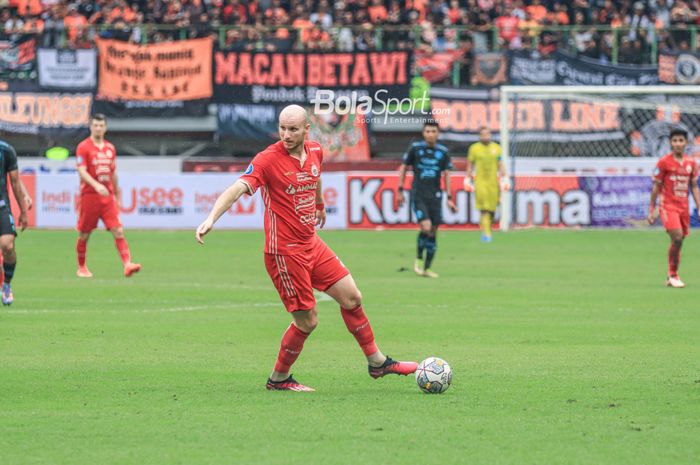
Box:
[647,128,700,288]
[75,114,141,278]
[196,105,418,392]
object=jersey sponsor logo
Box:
[293,192,315,212]
[244,164,254,175]
[285,182,318,195]
[296,172,312,182]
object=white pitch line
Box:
[3,302,281,315]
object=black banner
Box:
[213,51,412,104]
[92,99,209,118]
[217,103,278,140]
[658,50,700,85]
[508,50,658,86]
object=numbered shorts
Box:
[264,239,350,312]
[77,194,122,233]
[660,207,690,236]
[0,208,16,236]
[412,195,442,226]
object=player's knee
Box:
[298,314,318,333]
[420,223,432,234]
[1,239,15,255]
[111,228,125,239]
[78,232,91,241]
[342,289,363,309]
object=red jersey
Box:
[76,137,117,196]
[653,153,699,212]
[240,140,323,255]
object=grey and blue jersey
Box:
[402,141,452,199]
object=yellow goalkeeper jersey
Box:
[467,141,501,184]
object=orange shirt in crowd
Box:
[525,4,547,22]
[495,15,520,42]
[64,13,87,41]
[292,18,313,42]
[17,0,44,16]
[109,6,136,22]
[368,5,388,21]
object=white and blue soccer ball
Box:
[415,357,452,394]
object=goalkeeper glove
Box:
[500,177,511,191]
[463,177,474,192]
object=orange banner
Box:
[95,37,213,101]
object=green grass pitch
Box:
[2,229,699,465]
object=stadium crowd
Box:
[1,0,700,62]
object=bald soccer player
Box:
[196,105,418,391]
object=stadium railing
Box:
[18,23,700,66]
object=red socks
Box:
[341,305,378,356]
[274,324,310,373]
[76,239,87,268]
[115,238,131,265]
[668,241,682,277]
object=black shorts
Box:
[412,193,442,226]
[0,208,16,236]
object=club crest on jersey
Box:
[311,163,319,177]
[244,164,254,175]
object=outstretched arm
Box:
[195,179,250,244]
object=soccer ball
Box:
[415,357,452,394]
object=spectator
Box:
[628,2,650,40]
[495,4,520,47]
[367,0,387,23]
[310,1,332,29]
[64,4,87,45]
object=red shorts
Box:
[264,238,350,312]
[77,193,122,233]
[660,207,690,236]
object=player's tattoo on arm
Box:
[397,164,408,190]
[649,181,661,209]
[315,178,323,205]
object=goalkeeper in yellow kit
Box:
[464,127,510,242]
